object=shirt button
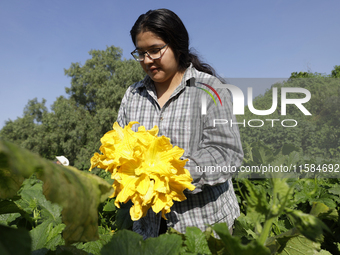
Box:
[160,117,163,121]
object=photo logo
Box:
[194,79,312,128]
[195,82,223,107]
[198,83,311,116]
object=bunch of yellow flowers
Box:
[89,121,195,221]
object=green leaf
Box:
[75,226,113,255]
[0,154,25,199]
[265,227,300,254]
[17,179,62,224]
[233,213,258,240]
[272,178,291,200]
[45,223,66,250]
[328,183,340,196]
[243,179,270,215]
[103,199,116,212]
[183,227,211,254]
[277,235,329,255]
[30,220,65,252]
[310,202,338,222]
[287,210,330,242]
[251,142,275,164]
[285,151,301,176]
[115,201,133,230]
[30,220,54,251]
[271,218,289,235]
[39,166,113,244]
[0,225,31,255]
[281,144,300,156]
[0,199,24,214]
[310,202,331,217]
[213,223,271,255]
[142,234,183,255]
[33,245,90,255]
[0,213,21,225]
[101,230,143,255]
[206,234,226,255]
[0,140,113,244]
[101,229,183,255]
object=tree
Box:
[64,46,145,136]
[239,67,340,160]
[331,65,340,78]
[0,98,47,153]
[0,46,145,169]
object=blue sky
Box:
[1,0,339,129]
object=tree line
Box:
[0,46,144,169]
[239,66,340,160]
[0,45,339,169]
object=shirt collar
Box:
[132,63,197,92]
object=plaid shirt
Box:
[117,64,243,239]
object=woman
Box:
[117,8,243,239]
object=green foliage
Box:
[239,69,340,160]
[75,226,114,255]
[290,65,340,79]
[331,65,340,78]
[213,223,271,254]
[101,230,183,255]
[0,139,113,248]
[1,138,340,254]
[0,224,31,255]
[114,201,133,230]
[232,141,340,254]
[183,227,212,254]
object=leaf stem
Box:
[236,179,246,202]
[258,217,274,246]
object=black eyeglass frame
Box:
[131,44,169,62]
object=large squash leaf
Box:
[0,140,113,244]
[277,235,331,255]
[184,226,212,254]
[213,223,271,255]
[101,229,182,255]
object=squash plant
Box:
[1,140,339,254]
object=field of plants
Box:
[1,139,339,255]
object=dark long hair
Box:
[130,9,217,76]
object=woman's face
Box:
[135,31,180,87]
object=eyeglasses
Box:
[131,44,169,62]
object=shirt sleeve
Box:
[185,86,244,194]
[116,88,129,128]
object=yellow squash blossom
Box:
[89,122,195,220]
